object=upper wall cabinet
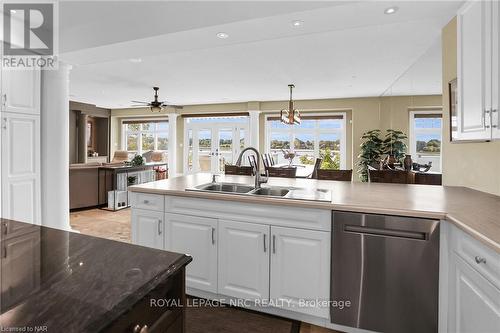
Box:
[1,69,41,115]
[457,1,499,141]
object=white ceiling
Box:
[62,1,463,108]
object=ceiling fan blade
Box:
[131,105,151,107]
[131,100,149,104]
[162,104,183,109]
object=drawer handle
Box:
[211,227,216,245]
[143,200,150,204]
[475,256,486,265]
[272,235,276,254]
[263,234,267,253]
[157,220,162,235]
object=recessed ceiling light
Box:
[291,20,304,27]
[128,58,142,63]
[216,32,229,39]
[384,7,398,15]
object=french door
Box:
[184,118,249,174]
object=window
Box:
[409,111,442,172]
[122,119,169,155]
[265,113,346,169]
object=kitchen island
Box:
[0,219,192,333]
[129,173,500,333]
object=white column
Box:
[249,110,260,149]
[40,62,72,231]
[168,112,178,177]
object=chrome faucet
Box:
[235,147,268,189]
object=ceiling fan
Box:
[131,87,183,112]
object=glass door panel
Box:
[184,117,250,174]
[198,129,212,172]
[217,129,233,173]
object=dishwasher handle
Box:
[344,225,427,240]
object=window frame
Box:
[408,109,443,172]
[121,118,169,155]
[264,112,347,169]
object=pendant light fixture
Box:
[280,84,301,125]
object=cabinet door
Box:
[1,113,41,224]
[270,226,330,318]
[457,1,492,140]
[449,254,500,333]
[1,230,41,309]
[165,213,217,293]
[1,68,40,115]
[218,220,269,300]
[492,0,500,139]
[131,209,164,250]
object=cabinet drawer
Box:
[451,225,500,289]
[131,192,165,212]
[103,269,184,333]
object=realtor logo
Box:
[4,3,53,55]
[2,2,58,69]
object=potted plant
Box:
[383,129,408,165]
[320,147,340,170]
[357,130,384,182]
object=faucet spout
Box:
[235,147,268,189]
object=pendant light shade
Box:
[280,84,301,125]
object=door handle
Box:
[492,109,498,128]
[211,227,216,245]
[272,235,276,254]
[263,234,267,253]
[157,220,162,235]
[484,109,491,128]
[475,256,486,264]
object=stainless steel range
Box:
[331,211,440,333]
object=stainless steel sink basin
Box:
[187,182,331,202]
[250,187,290,197]
[194,182,254,194]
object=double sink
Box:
[187,182,331,202]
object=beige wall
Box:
[111,95,441,180]
[441,18,500,196]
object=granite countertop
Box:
[0,219,191,333]
[129,173,500,253]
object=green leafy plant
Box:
[357,129,384,182]
[383,129,407,162]
[299,154,314,165]
[130,154,145,167]
[320,148,340,170]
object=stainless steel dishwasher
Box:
[331,211,439,333]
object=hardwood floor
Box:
[69,208,342,333]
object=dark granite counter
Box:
[0,219,191,333]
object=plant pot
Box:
[385,155,397,168]
[404,155,413,171]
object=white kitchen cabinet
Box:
[270,226,330,318]
[131,209,164,250]
[492,0,500,139]
[457,0,493,141]
[1,68,40,115]
[448,254,500,333]
[446,223,500,333]
[165,213,218,293]
[1,112,40,224]
[218,220,270,300]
